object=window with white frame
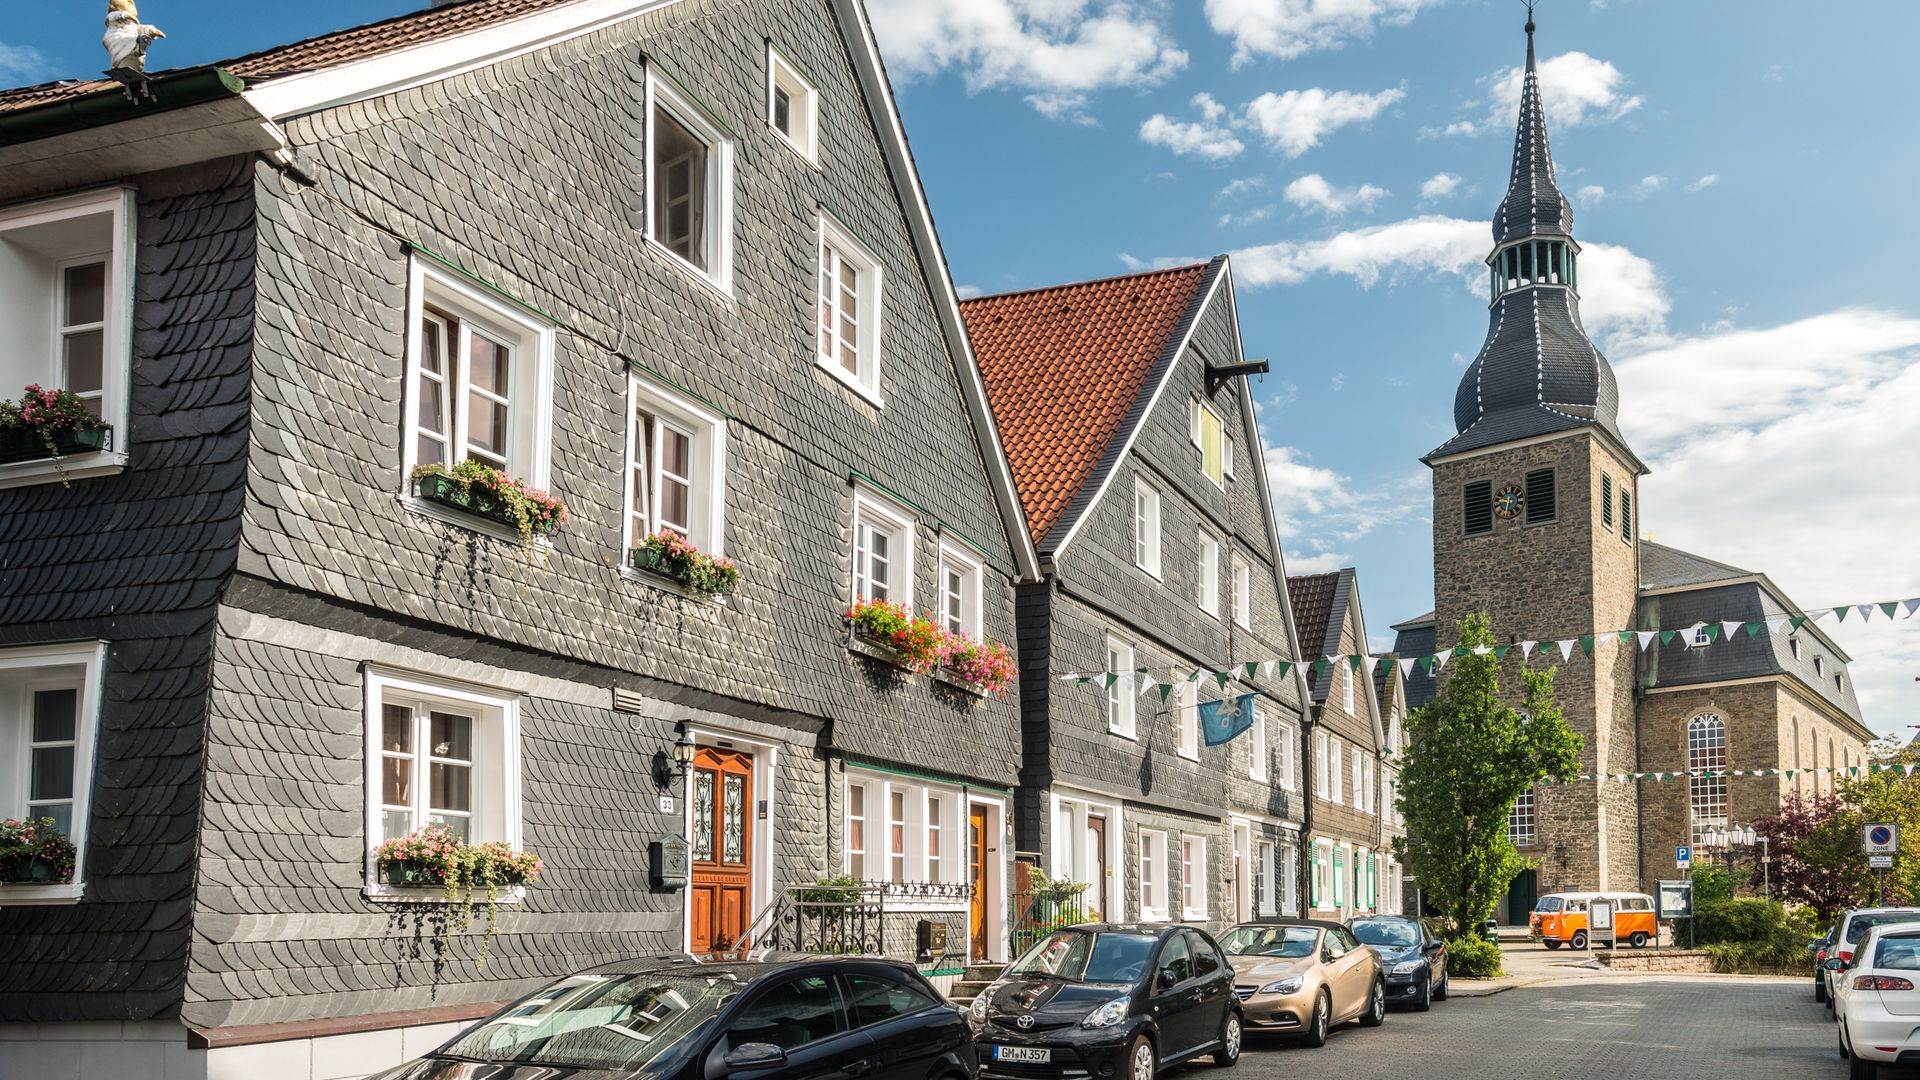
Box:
[1178,682,1199,760]
[1279,838,1298,914]
[851,490,915,606]
[1255,839,1277,916]
[1133,478,1162,577]
[365,670,520,872]
[646,70,735,289]
[0,189,135,483]
[1232,555,1251,628]
[624,377,727,558]
[1312,840,1333,908]
[1508,787,1536,846]
[844,770,963,884]
[1329,739,1344,804]
[817,213,884,402]
[1278,721,1297,790]
[1106,636,1136,738]
[1249,704,1268,781]
[1691,625,1712,648]
[766,44,818,162]
[404,259,555,494]
[935,542,983,638]
[1222,428,1236,480]
[1314,729,1329,797]
[1351,753,1362,812]
[1688,714,1728,846]
[1192,399,1227,487]
[1181,835,1208,918]
[1139,829,1169,920]
[1197,530,1221,616]
[0,642,105,894]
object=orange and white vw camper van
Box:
[1530,892,1657,949]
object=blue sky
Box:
[4,0,1916,732]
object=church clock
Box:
[1494,484,1525,520]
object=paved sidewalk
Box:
[1445,940,1802,997]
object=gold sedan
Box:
[1217,921,1385,1047]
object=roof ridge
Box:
[960,259,1215,306]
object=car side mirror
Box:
[724,1043,790,1071]
[1425,941,1444,954]
[1825,958,1849,973]
[1157,969,1179,991]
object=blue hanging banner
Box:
[1199,693,1256,747]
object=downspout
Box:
[1300,703,1316,914]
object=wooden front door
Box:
[689,747,753,954]
[969,807,990,959]
[1087,814,1108,919]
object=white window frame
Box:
[935,541,984,639]
[1052,791,1124,922]
[1351,752,1362,813]
[361,668,523,902]
[1197,529,1221,616]
[400,258,556,539]
[1105,636,1137,739]
[1178,681,1200,760]
[1231,555,1251,628]
[1254,838,1278,917]
[1279,721,1298,791]
[0,189,135,489]
[1249,704,1268,782]
[1191,399,1227,488]
[850,488,916,608]
[1314,728,1329,797]
[1313,839,1334,909]
[1181,835,1209,919]
[1329,739,1344,804]
[1279,837,1299,915]
[1139,828,1169,921]
[1342,664,1355,714]
[816,211,885,406]
[1508,787,1537,846]
[1133,477,1162,578]
[645,68,736,294]
[765,43,819,164]
[1691,625,1712,648]
[842,768,967,897]
[622,375,728,565]
[0,641,107,905]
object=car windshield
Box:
[436,973,736,1069]
[1535,897,1563,913]
[1351,920,1420,948]
[1848,913,1920,944]
[1216,926,1319,959]
[1009,931,1157,984]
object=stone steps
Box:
[945,963,1006,1005]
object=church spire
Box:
[1494,8,1572,246]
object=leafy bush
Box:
[1705,938,1816,976]
[1690,864,1739,904]
[1694,897,1784,944]
[1443,934,1504,978]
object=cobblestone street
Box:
[1228,977,1876,1080]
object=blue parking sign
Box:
[1675,845,1691,867]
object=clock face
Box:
[1494,484,1525,519]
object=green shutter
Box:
[1310,850,1321,906]
[1601,473,1613,527]
[1621,491,1633,540]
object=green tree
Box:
[1394,613,1582,938]
[1827,740,1920,908]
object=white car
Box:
[1826,908,1920,1013]
[1833,922,1920,1078]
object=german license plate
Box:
[994,1046,1051,1063]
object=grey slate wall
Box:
[0,158,254,1022]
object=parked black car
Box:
[1349,915,1448,1011]
[969,923,1241,1080]
[365,953,976,1080]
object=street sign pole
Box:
[1866,824,1900,906]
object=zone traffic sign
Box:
[1866,823,1900,854]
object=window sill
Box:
[364,882,528,905]
[1178,750,1199,762]
[645,236,735,302]
[816,357,885,409]
[621,563,732,607]
[0,881,85,905]
[402,493,557,549]
[1139,910,1170,923]
[1107,727,1139,742]
[0,449,127,491]
[772,128,821,168]
[1183,908,1209,922]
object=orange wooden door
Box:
[969,807,989,959]
[689,748,753,954]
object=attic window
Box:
[1463,480,1494,536]
[1192,400,1227,488]
[766,44,818,163]
[1835,673,1845,695]
[1814,657,1825,678]
[646,70,735,292]
[1790,637,1802,660]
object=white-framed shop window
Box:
[1181,835,1208,919]
[0,188,135,488]
[1177,682,1199,760]
[1231,555,1251,628]
[1133,477,1162,577]
[1139,828,1169,921]
[1278,721,1298,791]
[1196,529,1220,616]
[623,375,728,558]
[0,641,106,904]
[844,769,964,888]
[363,669,520,892]
[646,69,736,292]
[766,43,819,163]
[935,541,983,638]
[851,489,916,606]
[401,259,555,499]
[817,211,885,404]
[1105,636,1136,739]
[1249,704,1268,782]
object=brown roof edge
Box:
[187,998,506,1050]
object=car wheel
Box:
[1212,1010,1242,1067]
[1629,932,1649,949]
[1127,1034,1157,1080]
[1542,940,1562,951]
[1300,990,1331,1048]
[1816,975,1828,1004]
[1412,974,1432,1012]
[1433,968,1448,1002]
[1850,1044,1878,1080]
[1360,980,1386,1027]
[1571,931,1589,950]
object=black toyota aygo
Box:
[970,924,1242,1080]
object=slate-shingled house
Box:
[963,259,1312,934]
[0,0,1037,1074]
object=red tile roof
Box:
[0,0,576,114]
[962,261,1213,546]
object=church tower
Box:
[1425,15,1647,893]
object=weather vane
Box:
[103,0,166,103]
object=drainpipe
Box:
[1300,704,1317,914]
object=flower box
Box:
[379,859,443,888]
[410,462,568,543]
[631,532,739,596]
[415,473,525,532]
[0,856,62,885]
[0,422,110,465]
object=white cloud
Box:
[1229,214,1485,288]
[1577,241,1670,341]
[1140,93,1246,159]
[1447,51,1643,137]
[1617,310,1920,730]
[1245,86,1404,157]
[1205,0,1441,65]
[867,0,1187,119]
[1633,175,1666,196]
[1218,207,1272,228]
[1329,373,1346,391]
[1283,174,1388,216]
[1419,172,1462,200]
[1577,184,1608,204]
[1263,444,1423,575]
[0,42,50,85]
[1687,174,1720,192]
[1219,176,1266,200]
[955,284,983,299]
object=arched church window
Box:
[1688,714,1728,846]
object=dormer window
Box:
[1490,238,1577,300]
[1814,656,1825,678]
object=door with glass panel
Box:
[689,747,754,954]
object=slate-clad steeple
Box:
[1427,14,1637,468]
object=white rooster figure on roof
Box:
[103,0,166,103]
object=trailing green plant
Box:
[844,598,945,669]
[634,529,739,594]
[0,817,77,884]
[410,459,569,544]
[1442,933,1504,978]
[372,825,543,969]
[0,385,105,485]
